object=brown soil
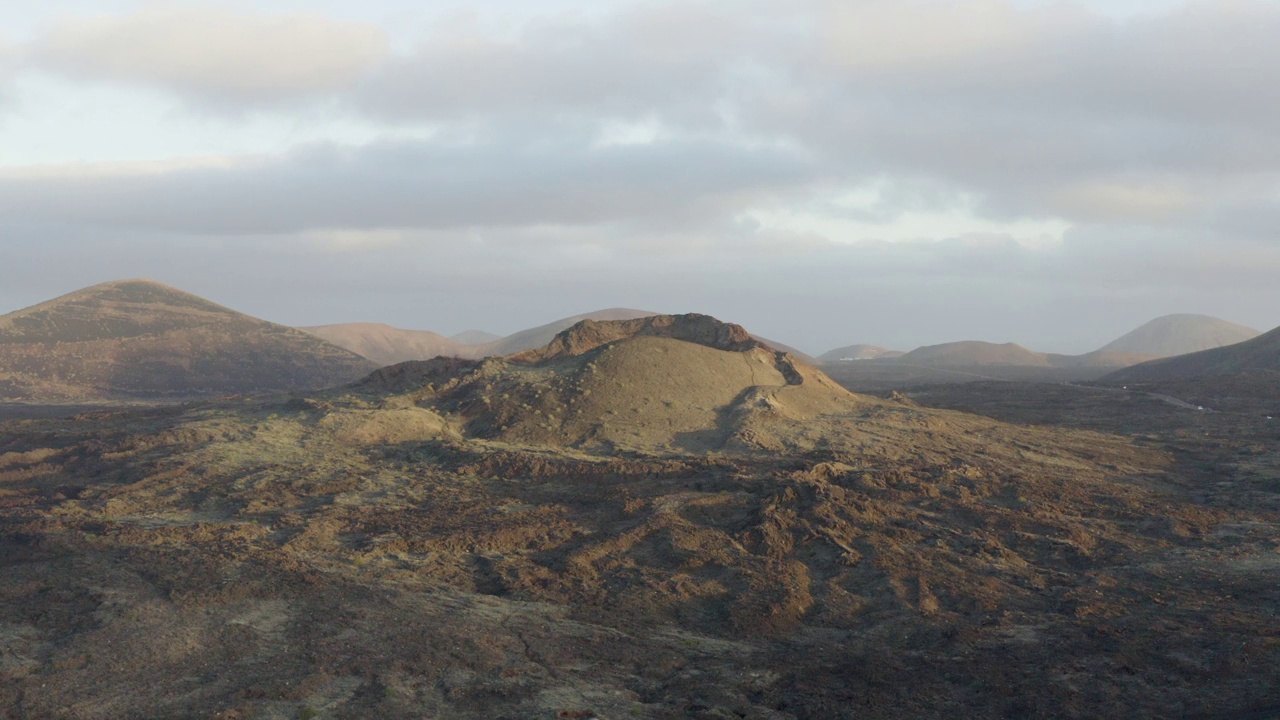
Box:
[1,316,1277,719]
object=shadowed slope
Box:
[0,280,374,401]
[1105,324,1280,385]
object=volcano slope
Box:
[0,280,374,402]
[1,315,1277,719]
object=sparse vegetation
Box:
[0,315,1277,719]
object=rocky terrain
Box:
[1,314,1277,719]
[0,280,374,402]
[480,309,660,357]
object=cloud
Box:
[12,0,1280,234]
[0,131,815,234]
[356,2,791,124]
[0,35,18,98]
[3,0,1280,354]
[785,0,1280,223]
[1050,178,1200,224]
[823,0,1095,71]
[346,0,1280,234]
[32,3,389,105]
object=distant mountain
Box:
[1096,314,1261,357]
[1058,350,1162,368]
[1105,325,1280,383]
[303,323,467,367]
[819,344,904,362]
[450,329,501,345]
[0,280,374,401]
[884,341,1155,372]
[898,341,1053,367]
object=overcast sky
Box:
[2,0,1278,354]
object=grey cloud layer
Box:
[356,3,791,122]
[3,1,1279,350]
[7,0,1280,236]
[0,135,813,233]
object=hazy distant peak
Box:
[1097,314,1261,357]
[819,344,903,362]
[1105,323,1280,383]
[898,340,1052,367]
[451,329,501,345]
[300,322,463,367]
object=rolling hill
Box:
[0,279,374,401]
[1096,314,1261,357]
[819,340,1158,391]
[821,312,1259,376]
[301,322,467,367]
[1105,324,1280,384]
[890,341,1151,370]
[896,341,1053,367]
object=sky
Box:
[2,0,1279,355]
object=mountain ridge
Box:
[0,279,374,401]
[1104,324,1280,384]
